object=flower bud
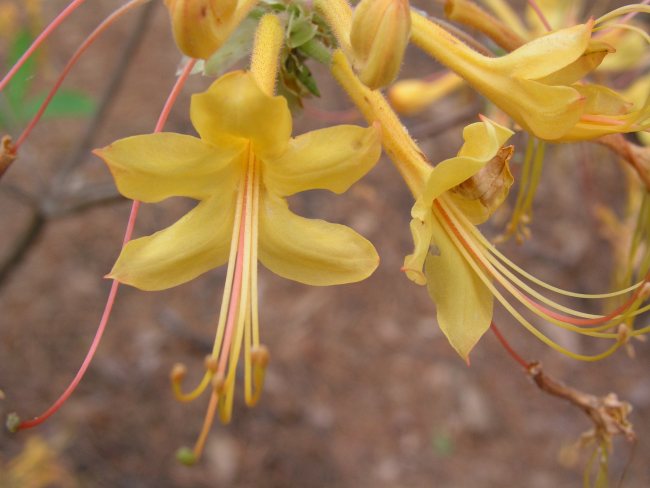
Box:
[350,0,411,90]
[165,0,237,59]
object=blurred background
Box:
[0,0,648,486]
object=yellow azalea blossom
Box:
[94,70,381,445]
[402,118,650,361]
[410,14,650,142]
[403,119,513,358]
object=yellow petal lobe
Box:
[258,192,379,286]
[95,133,241,202]
[108,192,236,290]
[264,124,382,196]
[190,71,292,160]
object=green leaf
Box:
[23,89,96,120]
[5,30,36,110]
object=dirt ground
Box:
[0,1,648,487]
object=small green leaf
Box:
[5,30,36,110]
[24,89,96,120]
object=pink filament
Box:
[0,0,86,93]
[18,59,197,431]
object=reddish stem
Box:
[14,0,145,150]
[490,322,530,369]
[17,59,197,431]
[0,0,86,93]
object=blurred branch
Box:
[0,3,156,291]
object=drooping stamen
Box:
[434,199,625,360]
[11,58,197,432]
[499,137,544,243]
[0,0,86,93]
[526,0,552,32]
[14,0,150,150]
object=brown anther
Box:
[170,363,187,383]
[204,355,219,373]
[211,372,226,394]
[251,345,270,368]
[0,135,17,179]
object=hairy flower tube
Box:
[95,65,381,461]
[403,118,650,361]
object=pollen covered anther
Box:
[170,363,187,383]
[204,355,219,373]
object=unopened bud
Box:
[1,135,16,179]
[350,0,411,90]
[170,363,188,383]
[165,0,237,59]
[389,72,463,115]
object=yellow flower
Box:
[403,118,513,359]
[403,118,650,361]
[94,70,381,438]
[410,15,650,142]
[96,70,380,290]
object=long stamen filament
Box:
[434,200,624,360]
[12,57,196,432]
[14,0,150,150]
[0,0,86,93]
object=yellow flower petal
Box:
[493,23,592,80]
[404,119,512,284]
[94,133,242,202]
[258,192,379,285]
[422,119,512,204]
[108,192,236,291]
[425,216,493,361]
[190,71,292,160]
[264,124,382,196]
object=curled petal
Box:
[108,192,236,291]
[404,118,512,283]
[190,71,292,160]
[258,193,379,286]
[425,216,493,361]
[264,124,381,196]
[423,118,513,204]
[94,133,242,202]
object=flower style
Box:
[403,118,650,361]
[94,70,381,445]
[410,14,650,142]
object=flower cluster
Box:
[1,0,649,480]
